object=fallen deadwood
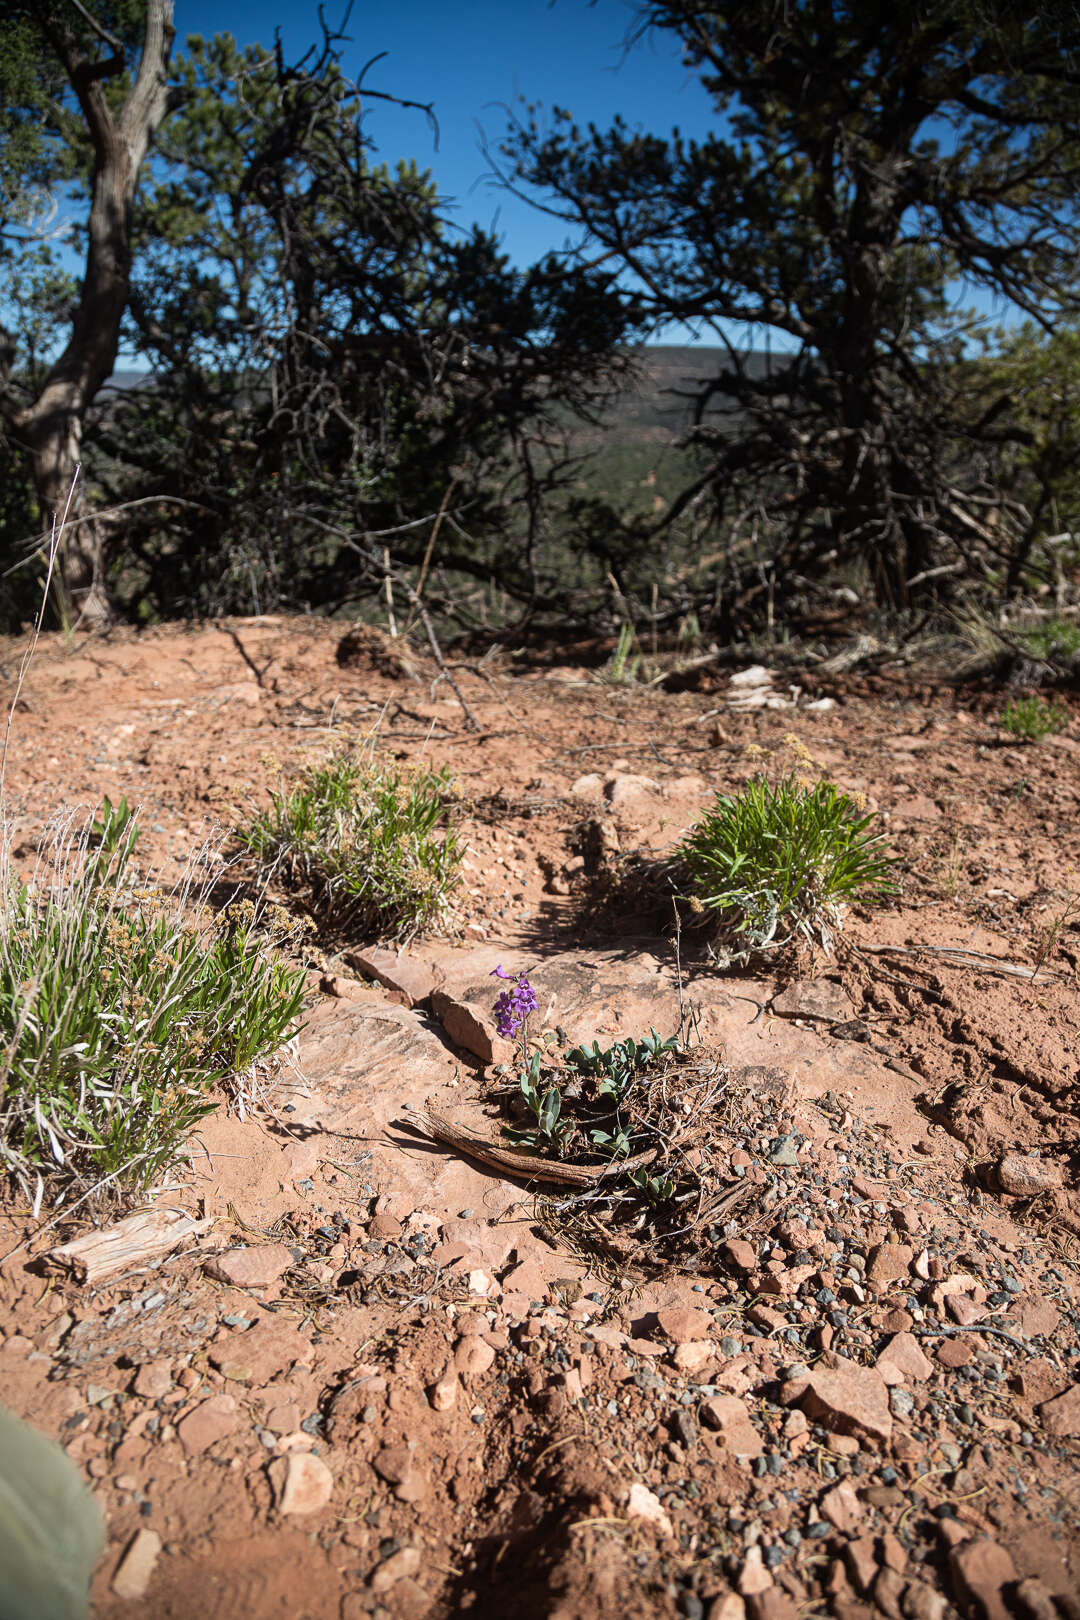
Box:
[43,1205,212,1285]
[421,1103,657,1186]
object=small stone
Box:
[845,1534,880,1595]
[996,1153,1062,1197]
[949,1537,1017,1620]
[873,1567,906,1620]
[626,1482,674,1538]
[210,1317,312,1383]
[673,1341,714,1373]
[798,1356,892,1443]
[737,1546,773,1596]
[570,772,605,797]
[722,1240,758,1272]
[111,1529,162,1599]
[902,1579,949,1620]
[176,1394,238,1456]
[391,1576,433,1620]
[1013,1576,1063,1620]
[700,1395,764,1458]
[936,1338,973,1369]
[819,1480,863,1535]
[373,1445,428,1503]
[656,1306,711,1342]
[771,979,851,1023]
[866,1244,914,1286]
[429,1373,458,1412]
[1016,1298,1061,1339]
[204,1244,295,1289]
[708,1597,746,1620]
[876,1331,934,1383]
[269,1451,334,1516]
[370,1546,421,1593]
[746,1592,798,1620]
[264,1403,302,1435]
[454,1338,496,1381]
[1038,1383,1080,1437]
[605,773,660,805]
[946,1296,983,1327]
[132,1362,172,1399]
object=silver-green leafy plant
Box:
[0,809,306,1194]
[565,1029,678,1102]
[679,774,896,951]
[237,746,462,942]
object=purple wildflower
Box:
[492,969,538,1039]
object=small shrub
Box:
[999,695,1069,740]
[0,812,306,1194]
[679,773,896,951]
[236,746,462,941]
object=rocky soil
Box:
[0,617,1078,1620]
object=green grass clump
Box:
[679,773,896,952]
[1013,619,1080,660]
[236,747,462,941]
[999,695,1070,741]
[0,813,306,1194]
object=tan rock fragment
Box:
[876,1331,934,1383]
[700,1394,764,1457]
[819,1480,863,1535]
[737,1547,773,1596]
[176,1394,238,1456]
[204,1244,294,1289]
[371,1546,421,1593]
[625,1482,674,1538]
[996,1152,1062,1197]
[797,1355,892,1443]
[269,1451,334,1516]
[111,1529,162,1599]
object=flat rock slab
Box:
[399,945,918,1137]
[289,1000,520,1224]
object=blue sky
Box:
[174,0,726,343]
[168,1,1016,351]
[177,0,709,263]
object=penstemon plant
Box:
[491,965,574,1152]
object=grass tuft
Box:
[1013,619,1080,661]
[235,745,463,942]
[0,811,306,1195]
[679,772,896,952]
[999,695,1069,741]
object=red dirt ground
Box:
[1,617,1078,1620]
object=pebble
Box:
[269,1451,334,1515]
[111,1529,162,1599]
[177,1395,238,1456]
[204,1244,295,1289]
[132,1362,172,1399]
[370,1546,421,1593]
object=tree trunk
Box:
[0,1,175,628]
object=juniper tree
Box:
[503,0,1080,616]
